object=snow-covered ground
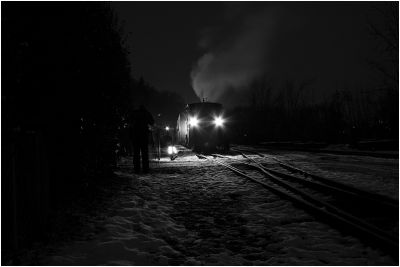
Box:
[34,146,397,265]
[236,145,398,201]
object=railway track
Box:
[197,151,399,258]
[232,147,398,209]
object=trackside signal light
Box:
[168,146,178,155]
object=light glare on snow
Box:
[167,146,178,155]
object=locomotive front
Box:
[177,102,229,152]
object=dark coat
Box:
[130,107,154,141]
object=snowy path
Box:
[39,152,396,265]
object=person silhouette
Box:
[130,105,154,173]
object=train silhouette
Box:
[176,102,229,152]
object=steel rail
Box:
[232,147,398,209]
[213,153,396,210]
[213,153,395,241]
[241,152,399,212]
[199,153,398,257]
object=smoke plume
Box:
[191,3,383,107]
[191,6,278,106]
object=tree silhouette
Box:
[2,2,131,254]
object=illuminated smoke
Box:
[191,3,377,107]
[191,7,278,105]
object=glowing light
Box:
[168,146,178,155]
[189,116,199,127]
[165,126,170,131]
[213,116,225,127]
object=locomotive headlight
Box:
[189,116,199,127]
[213,116,225,127]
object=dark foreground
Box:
[10,148,398,265]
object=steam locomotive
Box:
[176,102,229,152]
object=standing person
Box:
[130,105,154,173]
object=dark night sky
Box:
[112,2,225,103]
[113,2,397,107]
